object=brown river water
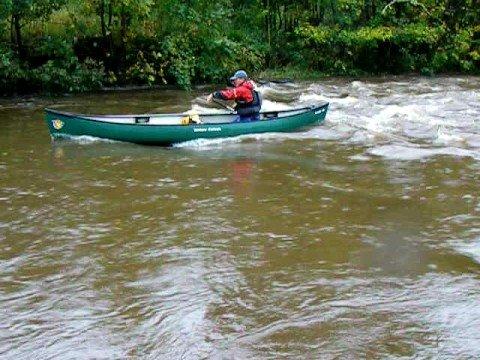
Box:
[1,76,479,359]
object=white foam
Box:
[190,103,228,114]
[469,134,480,148]
[260,100,293,112]
[304,127,348,141]
[297,92,329,103]
[172,125,342,148]
[350,154,372,161]
[451,238,480,264]
[173,136,246,149]
[435,128,467,146]
[349,81,374,96]
[55,135,119,144]
[368,144,479,161]
[372,104,422,123]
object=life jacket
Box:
[235,90,262,116]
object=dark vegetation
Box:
[0,0,478,94]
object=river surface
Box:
[1,76,479,359]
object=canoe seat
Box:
[263,112,278,119]
[135,116,150,124]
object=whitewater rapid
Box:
[183,77,480,161]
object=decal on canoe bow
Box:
[52,119,64,130]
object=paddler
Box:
[207,70,262,122]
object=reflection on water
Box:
[1,76,479,358]
[230,158,255,197]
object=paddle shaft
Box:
[212,98,236,112]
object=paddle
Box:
[210,97,236,113]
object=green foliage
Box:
[432,26,480,72]
[0,0,478,94]
[293,23,472,75]
[160,35,196,89]
[0,45,27,94]
[8,0,65,21]
[31,57,104,93]
[0,38,103,94]
[125,50,161,86]
[0,1,13,19]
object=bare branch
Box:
[382,0,431,16]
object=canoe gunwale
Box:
[44,102,328,123]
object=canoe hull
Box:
[45,104,328,145]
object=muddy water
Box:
[1,76,479,359]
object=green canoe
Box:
[44,102,329,145]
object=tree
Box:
[84,0,152,41]
[6,0,66,59]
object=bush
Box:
[0,41,105,94]
[0,45,29,95]
[293,23,480,75]
[31,57,104,93]
[432,26,479,73]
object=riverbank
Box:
[0,67,480,98]
[1,24,478,96]
[2,0,479,96]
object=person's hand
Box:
[206,93,213,103]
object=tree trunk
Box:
[108,0,113,31]
[10,15,14,45]
[12,13,24,60]
[120,9,128,45]
[330,0,337,25]
[100,0,106,37]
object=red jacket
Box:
[215,80,255,103]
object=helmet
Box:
[230,70,248,82]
